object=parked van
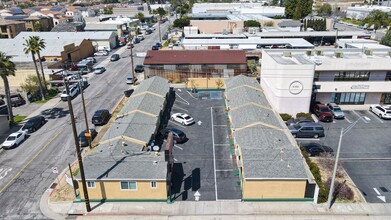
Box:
[97,46,111,52]
[288,122,325,139]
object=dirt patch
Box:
[50,163,79,202]
[312,156,363,203]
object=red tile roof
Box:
[144,50,246,65]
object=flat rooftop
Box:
[246,31,371,38]
[183,38,314,48]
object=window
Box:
[151,181,157,188]
[201,64,214,69]
[87,181,95,188]
[227,64,240,69]
[120,181,137,190]
[386,72,391,81]
[381,93,391,104]
[314,72,320,82]
[176,64,189,70]
[334,71,370,81]
[337,92,366,104]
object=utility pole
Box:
[128,33,135,81]
[78,72,91,149]
[158,15,162,42]
[63,76,91,212]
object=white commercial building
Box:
[192,3,285,17]
[346,5,391,20]
[261,49,391,115]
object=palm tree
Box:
[0,52,17,125]
[23,36,45,101]
[31,36,47,89]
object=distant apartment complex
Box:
[0,19,25,38]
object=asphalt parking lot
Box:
[166,89,241,201]
[297,109,391,204]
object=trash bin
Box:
[124,89,134,97]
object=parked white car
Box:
[2,131,27,149]
[60,85,79,101]
[94,51,109,56]
[168,43,174,48]
[171,113,195,125]
[369,105,391,119]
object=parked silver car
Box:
[327,103,345,119]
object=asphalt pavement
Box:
[0,20,171,219]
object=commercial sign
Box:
[351,85,370,90]
[289,81,304,95]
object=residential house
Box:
[0,19,26,38]
[77,76,171,202]
[224,75,317,201]
[143,50,247,82]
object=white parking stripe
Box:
[213,125,227,127]
[184,88,198,100]
[175,93,190,105]
[344,116,352,123]
[214,144,230,146]
[216,169,233,172]
[173,105,189,112]
[368,111,384,123]
[296,138,320,141]
[210,107,218,201]
[353,110,368,123]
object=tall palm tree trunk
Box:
[31,54,45,101]
[1,75,14,125]
[37,51,47,91]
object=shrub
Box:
[296,112,312,119]
[325,178,354,200]
[280,113,292,121]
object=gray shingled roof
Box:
[78,77,169,181]
[225,86,269,110]
[226,75,308,180]
[230,104,281,130]
[121,93,165,117]
[133,76,170,97]
[80,139,167,180]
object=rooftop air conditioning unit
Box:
[334,51,343,58]
[283,51,292,57]
[316,50,323,56]
[364,48,373,56]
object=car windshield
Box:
[184,116,192,120]
[333,107,342,112]
[7,136,16,141]
[24,121,34,127]
[320,108,330,112]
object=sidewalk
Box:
[42,187,391,220]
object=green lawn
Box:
[33,89,59,104]
[14,115,27,124]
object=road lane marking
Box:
[215,144,230,146]
[345,117,352,123]
[184,89,198,100]
[175,93,190,105]
[0,129,64,193]
[352,111,368,123]
[0,167,12,180]
[216,169,233,172]
[374,188,381,195]
[174,145,183,150]
[210,107,218,201]
[368,112,384,124]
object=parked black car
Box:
[135,65,144,73]
[92,109,110,126]
[78,128,98,147]
[301,143,334,157]
[110,54,120,61]
[152,45,159,50]
[160,127,187,143]
[21,115,46,133]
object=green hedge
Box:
[296,112,312,119]
[280,113,292,121]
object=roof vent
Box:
[283,51,292,57]
[334,51,343,58]
[306,50,313,56]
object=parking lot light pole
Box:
[327,117,362,209]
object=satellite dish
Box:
[153,145,159,151]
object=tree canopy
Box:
[244,20,261,28]
[381,30,391,47]
[362,10,390,31]
[317,3,332,16]
[153,7,167,17]
[285,0,313,19]
[173,17,190,28]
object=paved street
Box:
[0,21,171,219]
[297,109,391,204]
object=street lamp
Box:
[327,116,364,209]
